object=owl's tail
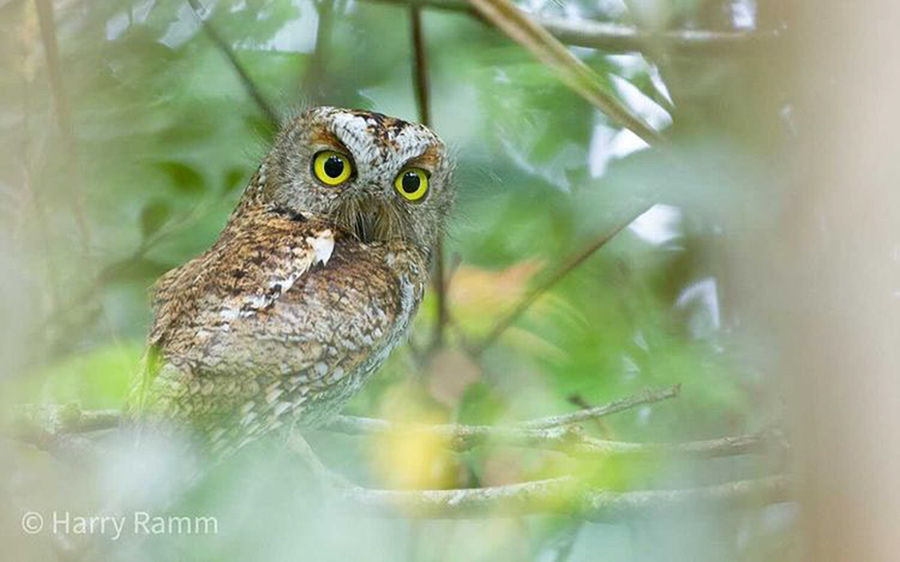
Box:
[123,345,163,448]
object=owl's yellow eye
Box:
[312,151,352,186]
[394,168,429,201]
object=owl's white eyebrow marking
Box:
[393,126,433,161]
[328,110,433,180]
[330,112,381,168]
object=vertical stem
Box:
[410,7,431,127]
[186,0,279,128]
[20,64,61,312]
[409,6,447,349]
[301,0,336,104]
[34,0,91,254]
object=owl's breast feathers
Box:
[139,205,428,443]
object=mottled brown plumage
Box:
[131,107,453,456]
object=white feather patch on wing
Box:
[235,228,335,314]
[308,229,334,265]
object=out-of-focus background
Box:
[1,0,898,560]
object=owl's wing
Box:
[148,212,335,347]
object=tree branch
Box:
[520,383,678,429]
[11,386,786,463]
[10,396,789,520]
[324,385,785,460]
[363,0,779,54]
[337,475,791,519]
[325,415,781,459]
[11,404,121,440]
[186,0,279,127]
[10,385,675,443]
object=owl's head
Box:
[252,107,454,257]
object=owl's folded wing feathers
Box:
[148,213,335,347]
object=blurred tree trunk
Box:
[782,1,900,560]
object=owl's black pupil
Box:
[401,172,421,193]
[324,156,344,178]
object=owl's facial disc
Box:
[264,107,454,252]
[331,192,402,244]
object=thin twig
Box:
[408,6,448,350]
[567,394,614,437]
[300,0,336,103]
[185,0,279,127]
[337,475,791,519]
[409,7,432,128]
[325,386,784,460]
[430,239,448,350]
[34,0,91,252]
[33,0,71,141]
[325,416,778,459]
[475,203,653,354]
[466,0,662,145]
[326,384,680,446]
[11,404,122,440]
[18,18,62,310]
[521,384,678,429]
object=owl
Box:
[131,107,454,457]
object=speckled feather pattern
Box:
[133,107,453,456]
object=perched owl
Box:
[131,107,454,457]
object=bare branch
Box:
[324,386,783,460]
[324,415,780,459]
[363,0,779,54]
[10,402,789,521]
[186,0,279,127]
[521,384,679,429]
[11,404,121,441]
[475,203,653,354]
[326,384,680,448]
[11,386,785,463]
[337,475,792,519]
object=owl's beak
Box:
[332,192,401,244]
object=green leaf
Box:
[140,200,172,238]
[223,167,249,193]
[155,161,206,196]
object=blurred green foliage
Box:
[0,0,792,559]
